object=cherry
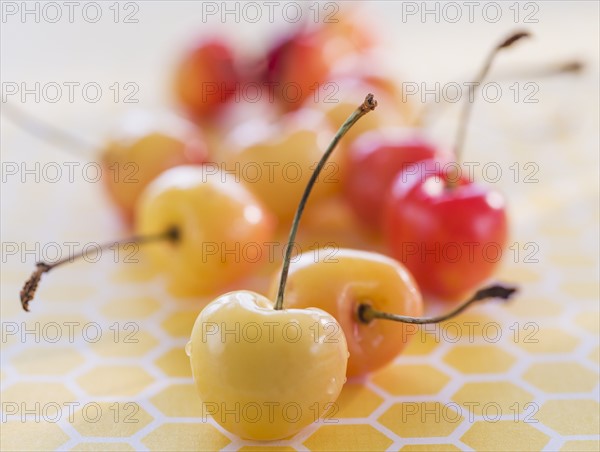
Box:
[135,166,276,297]
[2,106,210,226]
[224,108,340,227]
[20,164,276,310]
[269,248,423,376]
[99,111,208,224]
[261,15,376,113]
[383,31,530,301]
[384,160,509,301]
[174,39,241,122]
[270,248,516,377]
[343,128,443,230]
[263,27,331,113]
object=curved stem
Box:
[274,94,377,310]
[358,284,517,324]
[20,227,179,312]
[454,30,531,164]
[3,103,98,159]
[413,58,583,127]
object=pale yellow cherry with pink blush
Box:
[100,110,208,225]
[135,165,276,297]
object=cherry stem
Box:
[3,103,98,158]
[20,227,179,312]
[493,59,584,80]
[274,94,377,311]
[413,58,584,126]
[358,284,517,324]
[454,30,531,165]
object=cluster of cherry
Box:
[18,17,573,442]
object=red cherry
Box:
[174,39,241,121]
[383,160,508,300]
[343,129,441,230]
[382,31,530,300]
[264,28,330,112]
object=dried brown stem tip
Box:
[20,263,51,312]
[498,31,531,49]
[471,284,517,302]
[361,93,378,112]
[558,60,584,73]
[453,29,532,165]
[18,228,179,312]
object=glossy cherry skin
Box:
[343,129,440,230]
[174,39,240,121]
[188,290,348,440]
[135,166,275,297]
[383,159,508,301]
[268,249,423,377]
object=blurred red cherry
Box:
[174,39,241,121]
[264,28,330,112]
[343,128,441,230]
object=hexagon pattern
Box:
[1,4,599,451]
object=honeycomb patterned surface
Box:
[1,2,599,451]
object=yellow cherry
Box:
[19,163,275,311]
[135,165,275,297]
[100,110,208,224]
[225,108,342,226]
[268,248,517,377]
[317,63,417,142]
[188,290,347,440]
[268,248,423,377]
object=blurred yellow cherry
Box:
[225,108,341,227]
[100,110,207,224]
[135,165,276,297]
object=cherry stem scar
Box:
[357,284,517,324]
[274,94,377,311]
[20,227,179,312]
